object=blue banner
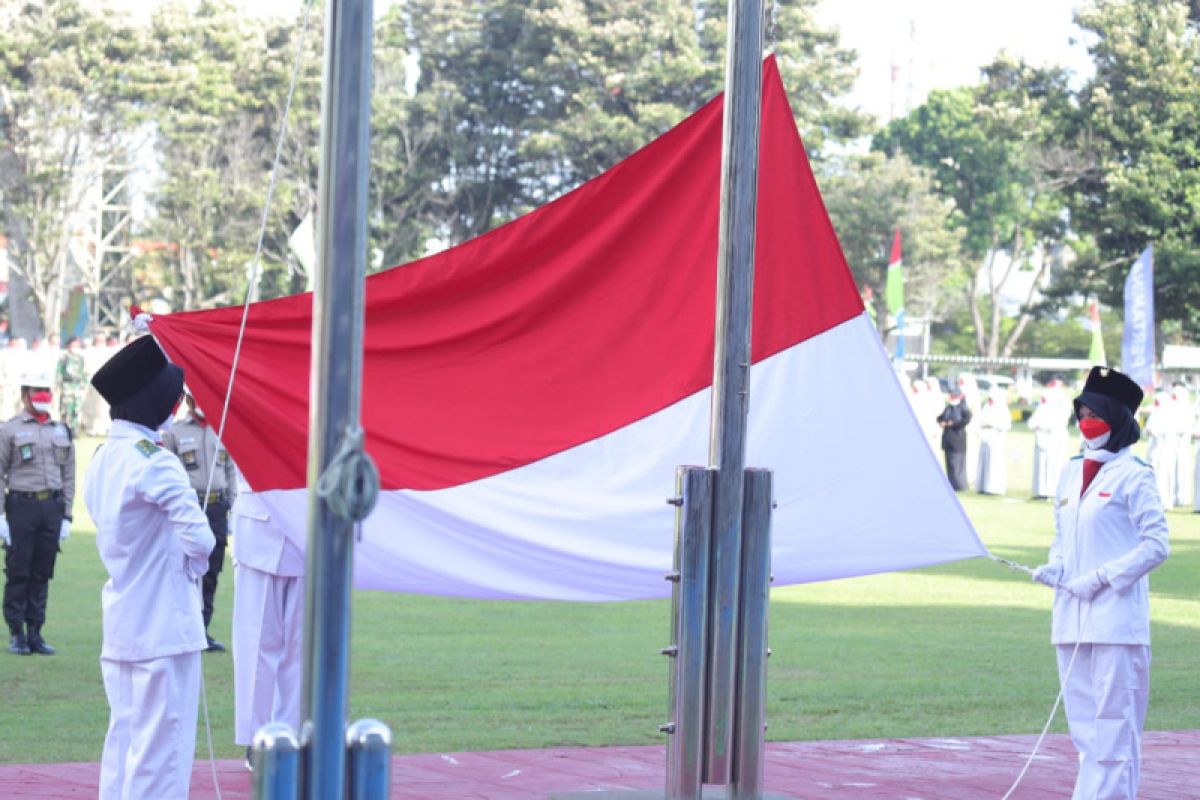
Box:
[1121,245,1154,388]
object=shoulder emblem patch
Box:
[134,439,159,458]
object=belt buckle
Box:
[35,490,50,501]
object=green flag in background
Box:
[885,228,903,315]
[1088,301,1107,366]
[886,228,904,359]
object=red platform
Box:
[3,731,1196,798]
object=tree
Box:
[135,0,322,310]
[818,151,965,339]
[1061,0,1200,341]
[377,0,867,265]
[0,0,139,335]
[873,57,1075,358]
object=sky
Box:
[814,0,1096,122]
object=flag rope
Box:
[987,551,1085,799]
[186,0,317,793]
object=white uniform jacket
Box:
[1049,449,1169,645]
[85,420,216,662]
[231,479,304,577]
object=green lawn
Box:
[0,429,1196,764]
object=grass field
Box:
[0,428,1196,764]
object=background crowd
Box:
[909,372,1200,509]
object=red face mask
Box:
[1078,418,1111,439]
[29,390,52,405]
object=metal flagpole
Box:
[301,0,375,796]
[705,0,764,786]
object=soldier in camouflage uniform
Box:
[56,338,87,433]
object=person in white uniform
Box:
[958,374,983,489]
[975,388,1012,495]
[1028,389,1071,499]
[1032,366,1169,800]
[1193,395,1200,513]
[1143,392,1178,506]
[231,471,305,763]
[84,336,215,800]
[1169,383,1193,507]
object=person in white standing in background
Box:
[1028,388,1071,499]
[1032,366,1169,800]
[958,374,983,490]
[84,336,214,800]
[81,334,113,436]
[1169,382,1193,507]
[1143,392,1178,506]
[231,470,306,768]
[917,379,944,456]
[976,387,1012,495]
[1193,392,1200,513]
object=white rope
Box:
[987,551,1086,799]
[193,1,317,794]
[987,552,1034,576]
[1000,612,1087,800]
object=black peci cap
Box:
[1079,366,1143,415]
[91,335,170,406]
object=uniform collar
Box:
[1079,447,1131,500]
[110,419,160,441]
[19,410,51,425]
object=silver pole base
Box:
[346,717,393,800]
[252,722,301,800]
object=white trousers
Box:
[1057,643,1151,800]
[233,562,305,745]
[100,651,201,800]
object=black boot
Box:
[205,633,226,653]
[8,626,30,655]
[27,625,55,656]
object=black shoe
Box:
[8,633,30,655]
[27,638,55,655]
[205,635,226,653]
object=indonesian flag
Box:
[148,57,984,601]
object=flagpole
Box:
[706,0,764,785]
[302,0,375,796]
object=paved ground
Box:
[2,730,1196,798]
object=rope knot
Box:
[316,425,380,522]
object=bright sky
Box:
[814,0,1095,123]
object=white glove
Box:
[59,518,71,544]
[1031,563,1062,588]
[1064,570,1107,601]
[0,517,9,548]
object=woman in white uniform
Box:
[85,336,215,800]
[1032,366,1169,800]
[975,388,1012,495]
[1028,390,1070,499]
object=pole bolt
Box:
[664,571,681,582]
[660,645,678,657]
[659,723,676,734]
[666,496,683,506]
